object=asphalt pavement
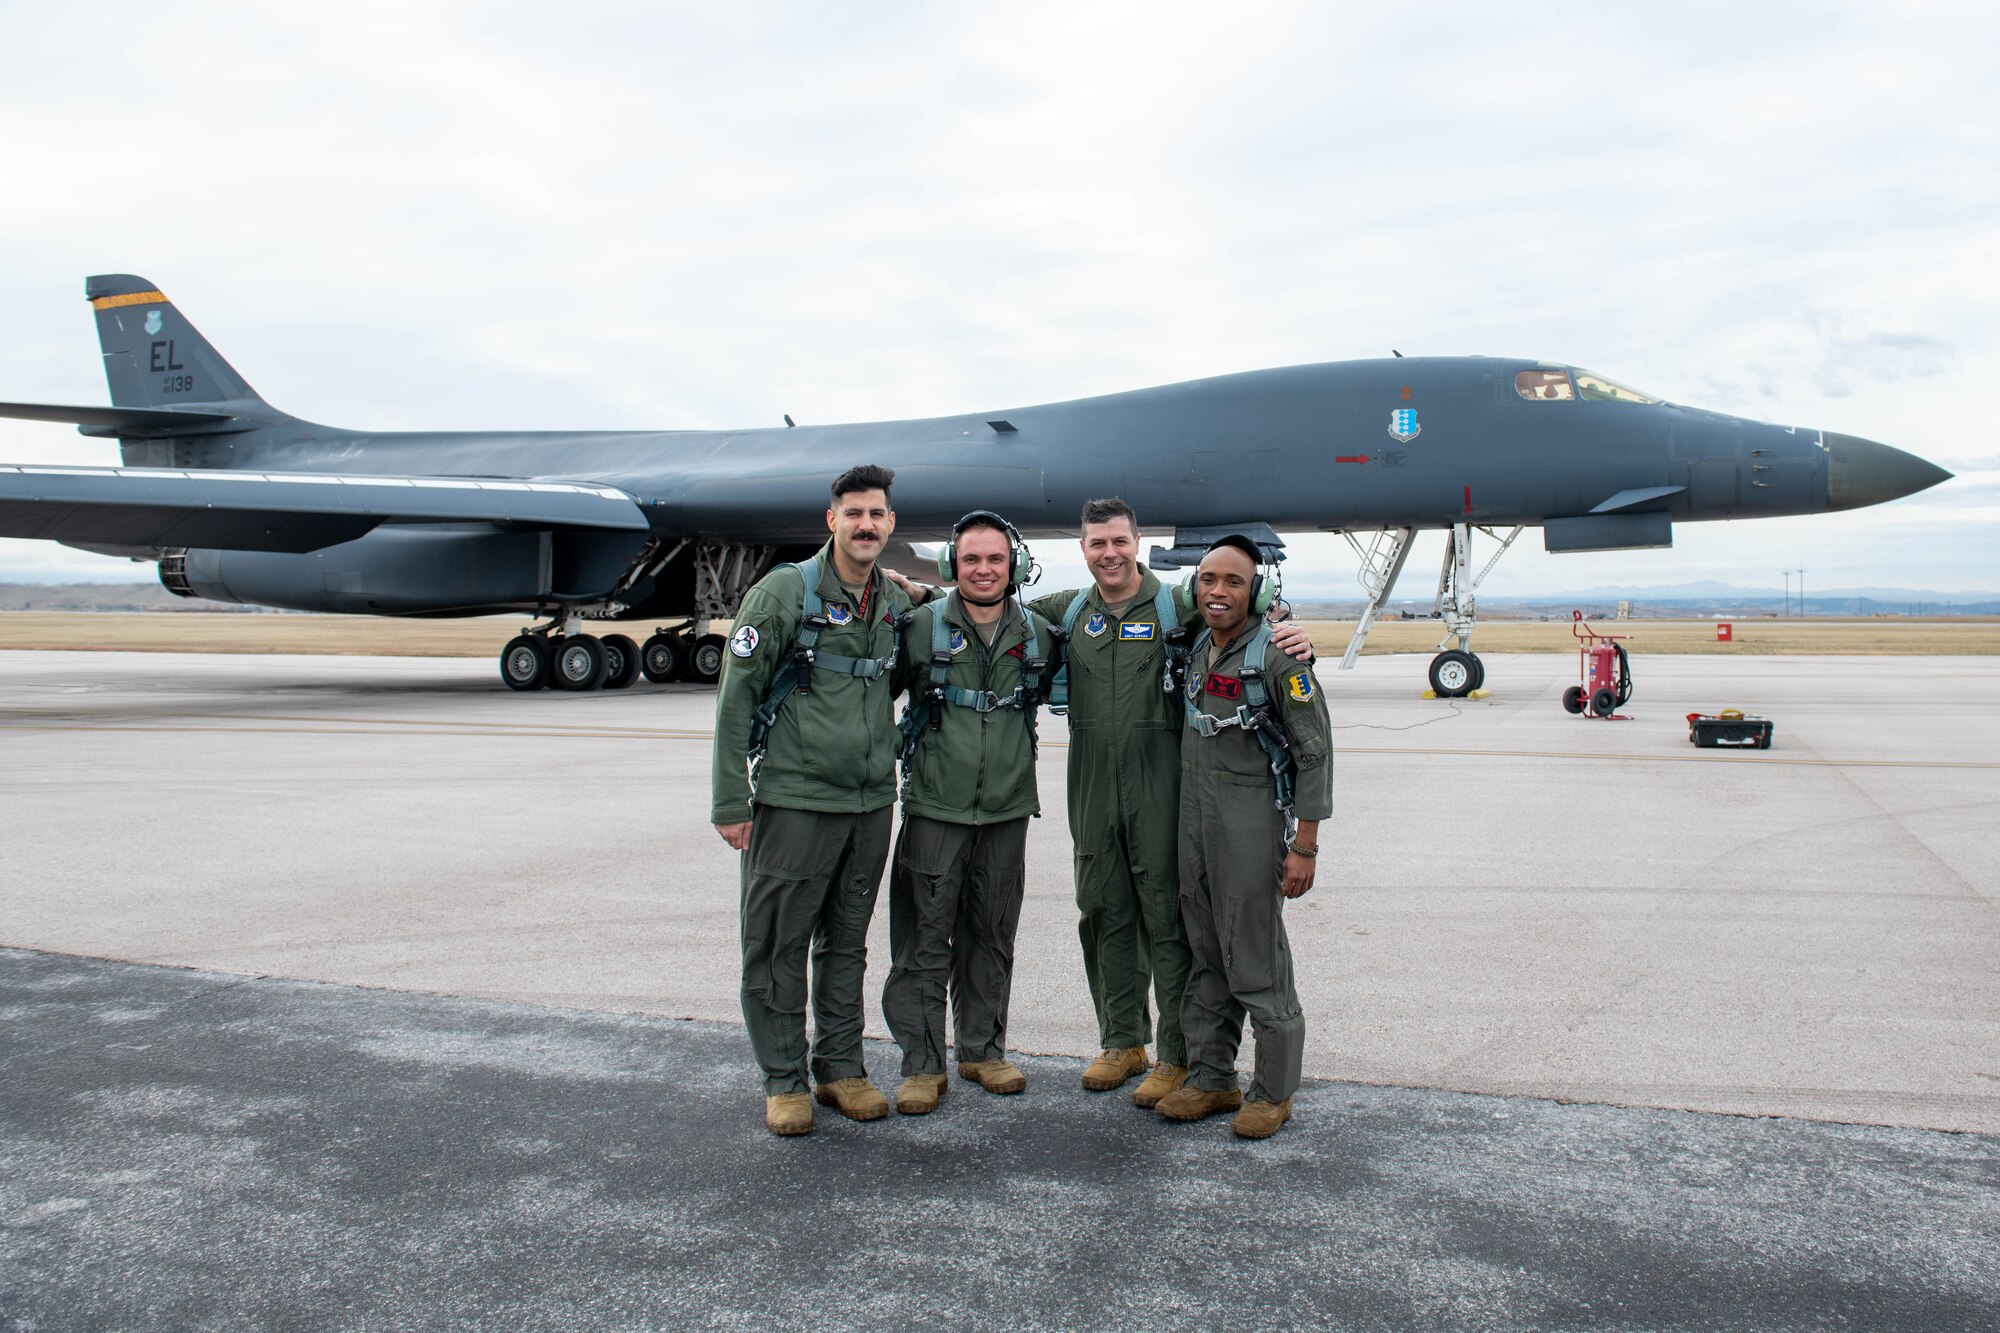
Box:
[3,948,1995,1331]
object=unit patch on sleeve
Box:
[729,625,760,657]
[1285,670,1316,703]
[1119,622,1156,641]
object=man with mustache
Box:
[1153,535,1332,1139]
[882,511,1052,1115]
[712,464,915,1137]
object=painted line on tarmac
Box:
[8,719,1996,771]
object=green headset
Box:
[1179,534,1278,616]
[938,510,1034,589]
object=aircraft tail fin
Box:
[86,274,266,409]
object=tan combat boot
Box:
[1080,1046,1149,1091]
[1131,1062,1190,1109]
[958,1058,1028,1094]
[765,1092,814,1136]
[1231,1097,1294,1139]
[1153,1085,1244,1122]
[814,1077,890,1122]
[896,1073,949,1115]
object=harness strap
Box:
[898,595,1049,768]
[1183,622,1296,812]
[748,554,901,783]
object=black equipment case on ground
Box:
[1687,711,1774,749]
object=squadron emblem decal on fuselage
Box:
[1388,407,1421,443]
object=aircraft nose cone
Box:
[1824,433,1953,511]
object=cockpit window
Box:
[1573,369,1657,404]
[1515,368,1574,401]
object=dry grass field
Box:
[1,611,1995,657]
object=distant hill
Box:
[0,583,249,612]
[6,581,1995,618]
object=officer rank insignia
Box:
[1286,671,1316,703]
[824,602,853,625]
[949,627,969,655]
[1119,622,1156,640]
[1084,612,1108,637]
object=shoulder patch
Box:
[1285,670,1316,704]
[729,625,760,658]
[1119,622,1156,641]
[1084,611,1108,638]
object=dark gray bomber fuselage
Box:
[0,273,1953,627]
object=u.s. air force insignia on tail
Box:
[1119,622,1156,641]
[1084,612,1108,638]
[1286,670,1316,703]
[1388,407,1421,443]
[729,625,760,657]
[949,627,968,655]
[825,602,853,625]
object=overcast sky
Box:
[2,2,1993,597]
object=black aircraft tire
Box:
[1562,685,1585,715]
[552,635,608,692]
[640,633,683,683]
[689,633,727,685]
[1428,650,1476,698]
[500,635,550,691]
[1467,653,1486,692]
[1590,686,1618,718]
[600,634,640,690]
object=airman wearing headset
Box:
[1153,535,1332,1140]
[880,511,1054,1115]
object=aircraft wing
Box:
[0,464,649,554]
[0,400,247,435]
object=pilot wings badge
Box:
[1388,408,1421,443]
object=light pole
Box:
[1783,569,1792,617]
[1799,568,1806,619]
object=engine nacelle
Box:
[159,524,649,615]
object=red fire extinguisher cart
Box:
[1562,610,1633,719]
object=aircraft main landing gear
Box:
[1428,648,1484,698]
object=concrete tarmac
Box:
[1,648,1995,1135]
[4,948,1995,1331]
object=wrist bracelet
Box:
[1286,842,1318,857]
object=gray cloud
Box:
[1,2,1995,590]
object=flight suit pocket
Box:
[1223,877,1280,994]
[742,869,816,1014]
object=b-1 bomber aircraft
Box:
[0,274,1953,696]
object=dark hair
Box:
[954,510,1014,541]
[1203,534,1264,566]
[831,464,895,505]
[1080,497,1137,530]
